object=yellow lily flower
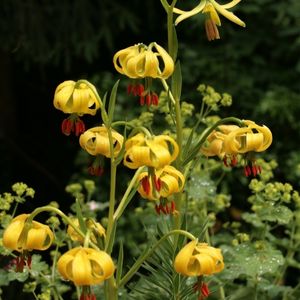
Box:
[174,240,224,276]
[174,0,245,27]
[138,165,185,201]
[53,80,100,116]
[79,126,124,158]
[67,218,106,244]
[3,214,54,252]
[57,247,115,286]
[201,121,272,176]
[124,133,179,169]
[200,125,240,158]
[113,43,174,79]
[223,120,273,154]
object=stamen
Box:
[205,19,220,41]
[141,176,151,195]
[154,176,162,191]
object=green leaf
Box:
[107,80,120,126]
[187,173,216,201]
[75,198,87,234]
[116,242,124,286]
[0,269,9,286]
[221,242,284,280]
[7,269,29,282]
[171,25,178,62]
[258,205,293,225]
[171,61,182,101]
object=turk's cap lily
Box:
[223,120,273,155]
[3,214,54,252]
[67,218,106,243]
[174,0,245,28]
[174,240,224,276]
[54,80,100,116]
[124,133,179,169]
[113,43,174,79]
[57,247,115,286]
[200,125,240,158]
[79,126,124,158]
[138,165,185,201]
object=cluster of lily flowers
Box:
[2,1,273,299]
[201,122,272,177]
[2,213,224,300]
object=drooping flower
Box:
[138,165,185,201]
[113,43,174,106]
[113,43,174,79]
[79,126,124,158]
[124,133,179,169]
[67,218,106,244]
[200,124,240,160]
[3,214,54,272]
[201,121,273,176]
[222,120,273,154]
[53,80,101,136]
[57,247,115,299]
[174,240,224,276]
[174,0,245,41]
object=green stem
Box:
[27,206,99,250]
[219,286,226,300]
[167,0,178,60]
[104,277,118,300]
[119,229,196,287]
[113,167,144,221]
[160,78,176,105]
[105,124,118,254]
[183,117,243,165]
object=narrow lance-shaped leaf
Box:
[171,24,178,62]
[171,61,182,101]
[75,198,87,234]
[114,125,127,166]
[101,92,109,125]
[107,80,120,126]
[116,241,124,286]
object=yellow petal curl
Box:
[67,218,106,243]
[57,247,115,286]
[138,165,185,201]
[79,126,124,158]
[124,134,179,169]
[174,0,245,27]
[174,240,224,276]
[3,214,54,252]
[53,80,100,116]
[223,121,272,154]
[174,0,206,25]
[200,125,239,158]
[113,43,174,79]
[210,0,245,27]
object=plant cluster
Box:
[1,1,299,300]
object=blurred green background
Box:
[0,0,300,298]
[1,0,300,200]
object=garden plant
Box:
[1,0,300,300]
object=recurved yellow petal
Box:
[124,134,179,169]
[153,43,175,79]
[174,240,224,276]
[79,126,124,158]
[57,247,115,286]
[53,80,100,115]
[210,0,246,27]
[174,0,207,26]
[3,214,54,252]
